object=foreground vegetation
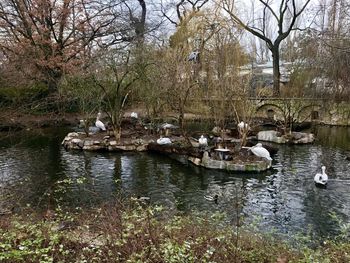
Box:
[1,200,349,263]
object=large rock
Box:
[62,133,149,152]
[147,142,202,158]
[290,132,315,144]
[188,151,271,172]
[109,140,117,146]
[83,145,104,151]
[257,130,314,144]
[136,145,147,151]
[115,145,136,151]
[84,140,94,146]
[257,130,286,143]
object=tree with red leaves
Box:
[0,0,121,93]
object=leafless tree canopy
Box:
[0,0,349,104]
[222,0,311,96]
[0,0,147,92]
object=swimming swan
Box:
[314,166,328,186]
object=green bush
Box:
[0,83,48,107]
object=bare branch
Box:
[259,0,279,22]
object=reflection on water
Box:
[0,126,349,241]
[313,126,350,150]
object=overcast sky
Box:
[145,0,338,61]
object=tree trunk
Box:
[135,0,146,47]
[179,111,191,146]
[271,46,281,97]
[113,126,122,142]
[84,121,90,137]
[45,68,63,94]
[179,111,184,132]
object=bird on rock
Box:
[95,112,106,131]
[198,135,208,147]
[156,137,172,145]
[250,143,272,161]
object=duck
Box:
[95,112,106,131]
[314,166,328,186]
[137,196,151,203]
[135,196,151,207]
[249,143,272,161]
[137,196,150,201]
[198,135,208,146]
[156,137,172,145]
[204,194,218,204]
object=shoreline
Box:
[1,108,350,132]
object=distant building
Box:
[239,61,292,96]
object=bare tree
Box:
[160,0,209,26]
[122,0,147,46]
[159,47,199,143]
[292,0,350,99]
[0,0,123,93]
[62,75,101,137]
[94,50,140,141]
[221,0,311,96]
[202,16,249,146]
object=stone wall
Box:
[255,99,350,126]
[62,132,149,152]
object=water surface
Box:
[0,126,349,241]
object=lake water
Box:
[0,125,349,241]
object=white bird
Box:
[188,51,199,62]
[250,143,272,161]
[314,166,328,186]
[237,121,249,131]
[95,112,106,131]
[160,123,178,130]
[198,135,208,146]
[131,112,138,118]
[78,119,85,128]
[156,137,172,145]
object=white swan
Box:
[95,112,106,131]
[198,135,208,146]
[250,143,272,161]
[314,166,328,186]
[156,137,172,145]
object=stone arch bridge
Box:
[199,97,350,126]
